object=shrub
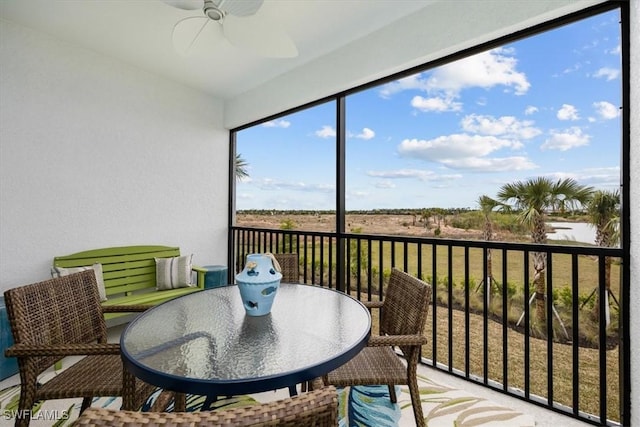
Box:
[280,219,296,230]
[450,211,484,230]
[557,286,573,308]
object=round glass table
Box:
[120,283,371,399]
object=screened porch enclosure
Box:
[229,4,630,425]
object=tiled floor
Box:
[1,323,591,427]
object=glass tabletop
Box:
[121,283,371,396]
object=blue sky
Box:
[236,9,621,211]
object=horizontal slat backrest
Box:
[53,245,181,297]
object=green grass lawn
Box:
[361,295,621,423]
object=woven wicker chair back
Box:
[274,253,300,283]
[380,268,432,337]
[74,385,339,426]
[4,270,107,374]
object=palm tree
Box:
[235,153,249,181]
[478,195,501,241]
[421,208,432,230]
[585,189,620,321]
[497,177,593,333]
[477,195,501,296]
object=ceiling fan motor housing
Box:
[203,0,224,20]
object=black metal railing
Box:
[230,226,627,426]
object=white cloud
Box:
[578,166,620,184]
[557,104,580,121]
[398,134,513,162]
[379,48,529,109]
[399,134,520,160]
[411,95,461,112]
[593,67,620,81]
[258,178,334,193]
[351,127,375,140]
[441,156,537,172]
[525,106,539,115]
[379,74,429,98]
[545,166,620,186]
[367,169,462,181]
[262,119,291,128]
[460,114,541,139]
[374,180,396,189]
[348,190,370,199]
[426,48,530,96]
[542,171,578,181]
[237,192,254,200]
[562,63,582,74]
[541,127,590,151]
[397,134,534,172]
[593,101,619,119]
[609,45,621,55]
[315,125,336,138]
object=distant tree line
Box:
[237,208,475,216]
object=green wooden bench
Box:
[53,245,206,321]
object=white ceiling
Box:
[0,0,608,127]
[0,0,434,100]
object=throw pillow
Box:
[155,254,194,290]
[51,263,107,301]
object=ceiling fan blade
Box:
[216,0,264,17]
[223,14,298,58]
[172,16,223,56]
[162,0,203,11]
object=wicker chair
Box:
[73,385,338,426]
[273,252,299,283]
[324,268,432,427]
[3,270,156,427]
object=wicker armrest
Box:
[102,304,153,313]
[362,300,384,309]
[5,342,120,358]
[367,334,427,347]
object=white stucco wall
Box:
[629,1,638,424]
[0,20,229,292]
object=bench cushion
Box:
[155,254,193,290]
[51,263,107,301]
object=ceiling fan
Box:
[163,0,298,58]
